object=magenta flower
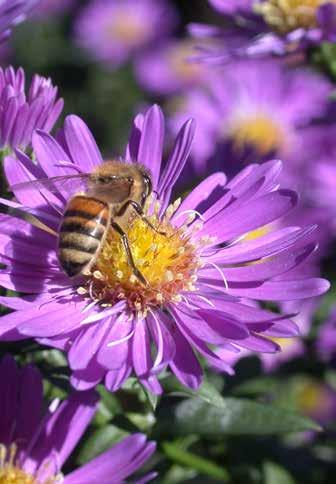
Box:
[0,66,63,152]
[0,0,37,41]
[0,105,329,395]
[0,354,156,483]
[191,0,336,61]
[74,0,177,70]
[169,59,331,177]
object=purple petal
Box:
[158,118,195,206]
[210,226,315,265]
[201,189,298,243]
[69,320,110,371]
[173,172,227,225]
[15,364,43,449]
[0,355,20,445]
[169,327,202,390]
[63,115,103,171]
[125,113,144,162]
[26,391,98,473]
[223,278,330,301]
[65,434,156,484]
[200,243,316,283]
[96,315,133,370]
[136,105,164,187]
[105,363,132,392]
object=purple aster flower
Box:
[169,59,331,178]
[293,378,336,427]
[0,105,329,395]
[0,0,37,41]
[191,0,336,61]
[0,66,63,152]
[0,354,156,483]
[316,307,336,363]
[134,38,210,95]
[74,0,177,70]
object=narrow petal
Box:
[26,391,98,473]
[65,434,156,484]
[63,115,103,171]
[201,190,298,243]
[169,327,202,390]
[137,105,164,187]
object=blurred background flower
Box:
[74,0,177,70]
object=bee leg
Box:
[117,200,166,236]
[111,221,148,286]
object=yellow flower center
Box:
[0,444,62,484]
[0,444,37,484]
[296,381,330,414]
[228,113,286,155]
[169,42,204,82]
[270,336,296,349]
[81,199,204,313]
[108,12,148,44]
[255,0,336,33]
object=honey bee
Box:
[10,160,163,285]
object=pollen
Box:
[86,200,201,312]
[255,0,336,34]
[228,112,287,155]
[0,443,61,484]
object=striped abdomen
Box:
[58,195,110,277]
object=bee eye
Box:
[127,177,133,183]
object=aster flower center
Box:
[255,0,335,33]
[169,43,204,81]
[0,444,37,484]
[81,198,202,313]
[296,381,330,414]
[0,444,62,484]
[108,13,149,44]
[228,113,286,155]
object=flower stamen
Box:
[79,200,211,313]
[255,0,336,34]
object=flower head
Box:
[0,354,156,483]
[169,60,331,177]
[193,0,336,60]
[74,0,177,69]
[0,105,329,395]
[0,66,63,152]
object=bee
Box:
[9,159,163,285]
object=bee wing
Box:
[9,173,92,199]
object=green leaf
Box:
[169,397,321,436]
[76,425,127,465]
[162,375,226,408]
[141,384,160,411]
[162,441,229,481]
[263,461,296,484]
[233,377,281,396]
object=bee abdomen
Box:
[58,196,110,278]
